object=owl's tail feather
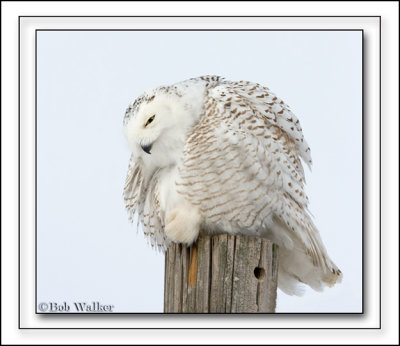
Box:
[270,198,343,296]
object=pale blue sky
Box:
[37,30,362,313]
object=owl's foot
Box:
[165,202,202,245]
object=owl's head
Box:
[124,84,205,168]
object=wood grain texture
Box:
[164,234,278,313]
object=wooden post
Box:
[164,234,278,313]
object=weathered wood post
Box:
[164,234,278,313]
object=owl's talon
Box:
[165,204,202,245]
[124,76,342,293]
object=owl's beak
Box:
[141,143,152,155]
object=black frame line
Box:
[34,28,364,314]
[36,29,364,31]
[19,15,382,18]
[17,15,381,330]
[17,13,21,332]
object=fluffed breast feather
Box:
[124,156,168,250]
[124,76,342,295]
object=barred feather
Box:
[123,76,342,294]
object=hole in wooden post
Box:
[254,267,265,281]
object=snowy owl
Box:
[123,76,342,295]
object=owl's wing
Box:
[177,80,309,222]
[176,81,341,293]
[124,154,169,251]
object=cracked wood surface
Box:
[164,234,278,313]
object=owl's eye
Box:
[145,115,155,127]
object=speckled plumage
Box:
[123,76,342,295]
